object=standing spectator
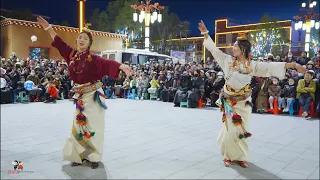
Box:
[296,70,316,119]
[256,77,270,113]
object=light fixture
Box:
[315,22,320,29]
[302,23,306,30]
[133,12,138,22]
[306,34,310,42]
[139,14,143,23]
[311,19,315,27]
[298,21,303,28]
[295,22,299,30]
[310,3,313,8]
[158,13,162,23]
[145,27,150,37]
[305,43,309,51]
[152,11,158,20]
[313,1,317,6]
[140,10,145,19]
[145,13,151,26]
[302,2,306,7]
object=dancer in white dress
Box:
[198,20,307,168]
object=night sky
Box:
[1,0,312,36]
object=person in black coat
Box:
[173,71,192,107]
[210,71,225,107]
[282,78,297,112]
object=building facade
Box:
[0,18,126,59]
[214,18,305,57]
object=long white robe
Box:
[63,87,105,163]
[203,36,286,161]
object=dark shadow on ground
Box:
[231,162,282,179]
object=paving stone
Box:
[1,99,319,179]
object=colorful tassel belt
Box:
[222,90,251,102]
[73,82,102,95]
[225,84,251,94]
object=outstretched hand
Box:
[37,16,50,29]
[120,64,134,77]
[198,20,207,33]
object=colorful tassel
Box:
[81,121,87,126]
[247,132,252,137]
[78,132,83,138]
[77,100,83,106]
[76,120,81,124]
[239,134,244,139]
[231,101,237,106]
[75,103,84,111]
[90,132,95,137]
[232,114,242,120]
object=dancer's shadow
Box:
[231,162,282,179]
[62,162,109,179]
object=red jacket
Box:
[48,85,58,98]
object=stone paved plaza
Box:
[1,99,319,179]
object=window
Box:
[232,33,237,43]
[138,55,147,64]
[102,54,108,58]
[109,54,115,60]
[197,44,202,51]
[29,47,49,59]
[218,34,226,44]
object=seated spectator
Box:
[114,71,125,98]
[268,77,284,110]
[297,51,311,65]
[44,81,57,103]
[122,76,130,98]
[282,78,297,112]
[284,52,295,63]
[130,75,137,95]
[173,71,192,107]
[26,70,42,102]
[102,75,115,98]
[137,73,148,100]
[296,70,316,119]
[161,71,174,102]
[148,75,160,95]
[306,61,315,71]
[188,70,204,108]
[157,71,166,101]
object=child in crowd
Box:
[268,77,283,110]
[122,76,130,98]
[44,81,57,103]
[130,75,137,95]
[148,76,160,95]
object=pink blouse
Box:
[51,35,121,84]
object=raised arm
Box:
[198,20,232,73]
[37,17,72,64]
[252,61,307,79]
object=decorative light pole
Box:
[293,0,320,57]
[131,0,164,50]
[78,0,86,32]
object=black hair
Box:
[77,32,93,50]
[236,40,251,59]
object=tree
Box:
[96,11,109,32]
[105,0,127,32]
[114,0,140,33]
[89,8,100,30]
[61,20,70,27]
[248,14,289,57]
[309,28,320,57]
[52,20,59,25]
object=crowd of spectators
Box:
[1,51,320,119]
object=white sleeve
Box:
[203,36,233,74]
[251,61,286,79]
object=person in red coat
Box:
[37,17,133,169]
[44,81,58,103]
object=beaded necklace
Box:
[232,57,252,74]
[69,49,92,74]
